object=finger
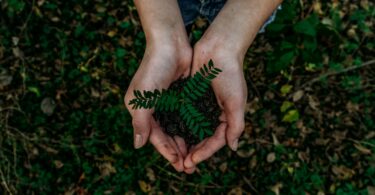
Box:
[174,136,187,157]
[132,110,153,149]
[225,106,245,151]
[184,139,208,169]
[184,123,227,168]
[166,136,185,172]
[219,112,227,122]
[184,167,196,174]
[149,121,184,172]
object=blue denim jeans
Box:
[178,0,280,33]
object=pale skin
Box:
[124,0,283,174]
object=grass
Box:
[0,0,374,194]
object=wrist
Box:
[144,34,192,75]
[195,35,245,68]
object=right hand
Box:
[124,41,192,172]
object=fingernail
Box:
[232,139,239,151]
[134,134,143,149]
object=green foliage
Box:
[129,60,222,139]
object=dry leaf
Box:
[332,165,355,180]
[346,101,359,113]
[354,144,372,155]
[365,132,375,139]
[107,30,117,37]
[113,143,122,154]
[12,36,20,46]
[219,162,228,173]
[249,156,257,169]
[267,152,276,163]
[272,133,280,145]
[146,168,156,182]
[317,191,325,195]
[99,162,116,177]
[0,69,12,88]
[236,148,255,158]
[308,95,319,110]
[51,17,60,22]
[292,90,304,102]
[315,138,330,146]
[37,0,45,6]
[41,97,56,116]
[95,5,107,13]
[195,17,207,28]
[367,186,375,195]
[227,187,243,195]
[138,180,151,193]
[54,160,64,169]
[313,1,323,15]
[12,47,24,59]
[270,183,283,195]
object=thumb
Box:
[132,110,152,149]
[225,107,245,151]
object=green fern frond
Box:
[129,89,181,111]
[180,103,211,139]
[182,60,222,101]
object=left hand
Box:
[181,0,282,174]
[183,37,247,174]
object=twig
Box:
[346,138,375,148]
[292,59,375,95]
[242,175,258,193]
[0,168,13,195]
[19,0,36,33]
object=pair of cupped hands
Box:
[124,29,247,174]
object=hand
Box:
[181,0,282,174]
[126,0,195,172]
[183,39,247,174]
[124,42,192,172]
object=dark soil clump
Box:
[153,78,221,145]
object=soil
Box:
[153,78,221,145]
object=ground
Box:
[0,0,374,194]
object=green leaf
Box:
[293,14,319,37]
[28,86,41,97]
[208,60,214,68]
[203,65,209,74]
[267,50,295,73]
[115,48,127,58]
[199,130,204,140]
[282,109,300,123]
[201,122,211,127]
[280,101,293,113]
[280,84,293,95]
[192,126,199,134]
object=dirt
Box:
[153,78,221,145]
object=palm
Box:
[125,46,192,172]
[183,53,247,173]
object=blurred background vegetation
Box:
[0,0,374,194]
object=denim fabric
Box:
[178,0,281,33]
